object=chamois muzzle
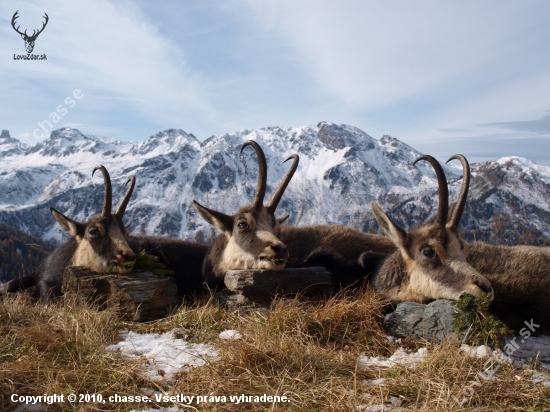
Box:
[116,250,136,263]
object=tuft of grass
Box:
[107,249,175,276]
[453,292,512,347]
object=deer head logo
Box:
[11,11,49,54]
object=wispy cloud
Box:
[416,132,550,166]
[480,115,550,134]
[439,128,471,133]
[2,1,550,165]
[1,0,219,141]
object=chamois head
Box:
[369,155,492,303]
[193,141,298,276]
[50,166,136,274]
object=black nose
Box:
[474,278,493,294]
[119,250,136,263]
[270,244,289,259]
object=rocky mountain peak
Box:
[0,123,549,246]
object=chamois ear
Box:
[277,214,290,225]
[192,200,234,234]
[372,202,407,249]
[50,207,85,237]
[358,251,388,273]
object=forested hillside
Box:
[0,223,54,283]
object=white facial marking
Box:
[72,224,134,274]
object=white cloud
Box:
[2,0,550,164]
[1,0,218,140]
[243,0,550,155]
[245,1,542,108]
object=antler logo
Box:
[11,11,49,54]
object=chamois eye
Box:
[237,222,248,230]
[422,247,436,259]
[88,227,100,237]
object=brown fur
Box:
[370,224,491,303]
[196,203,289,289]
[4,167,137,301]
[368,154,492,304]
[467,242,550,332]
[70,215,134,274]
[128,235,209,301]
[445,154,550,332]
[194,141,296,290]
[279,224,396,290]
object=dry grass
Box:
[1,290,550,411]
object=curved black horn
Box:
[446,154,470,231]
[241,141,267,211]
[267,154,299,215]
[115,176,136,218]
[92,165,112,217]
[413,155,448,228]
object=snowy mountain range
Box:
[0,122,549,245]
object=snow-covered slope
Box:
[0,123,547,245]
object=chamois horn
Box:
[413,155,448,228]
[92,165,112,217]
[267,154,299,215]
[241,141,267,211]
[115,176,136,218]
[445,154,470,232]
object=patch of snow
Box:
[460,344,494,359]
[219,329,242,340]
[106,330,219,383]
[356,396,405,412]
[531,371,550,386]
[385,335,401,344]
[357,347,427,370]
[366,378,387,386]
[461,335,550,367]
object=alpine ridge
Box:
[0,122,548,247]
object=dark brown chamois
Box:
[1,166,136,301]
[193,141,298,290]
[127,235,209,301]
[449,154,550,332]
[363,155,493,303]
[278,224,395,291]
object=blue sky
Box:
[1,1,550,164]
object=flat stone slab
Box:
[220,267,332,311]
[384,300,466,343]
[62,266,178,322]
[224,266,332,298]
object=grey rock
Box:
[384,299,467,342]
